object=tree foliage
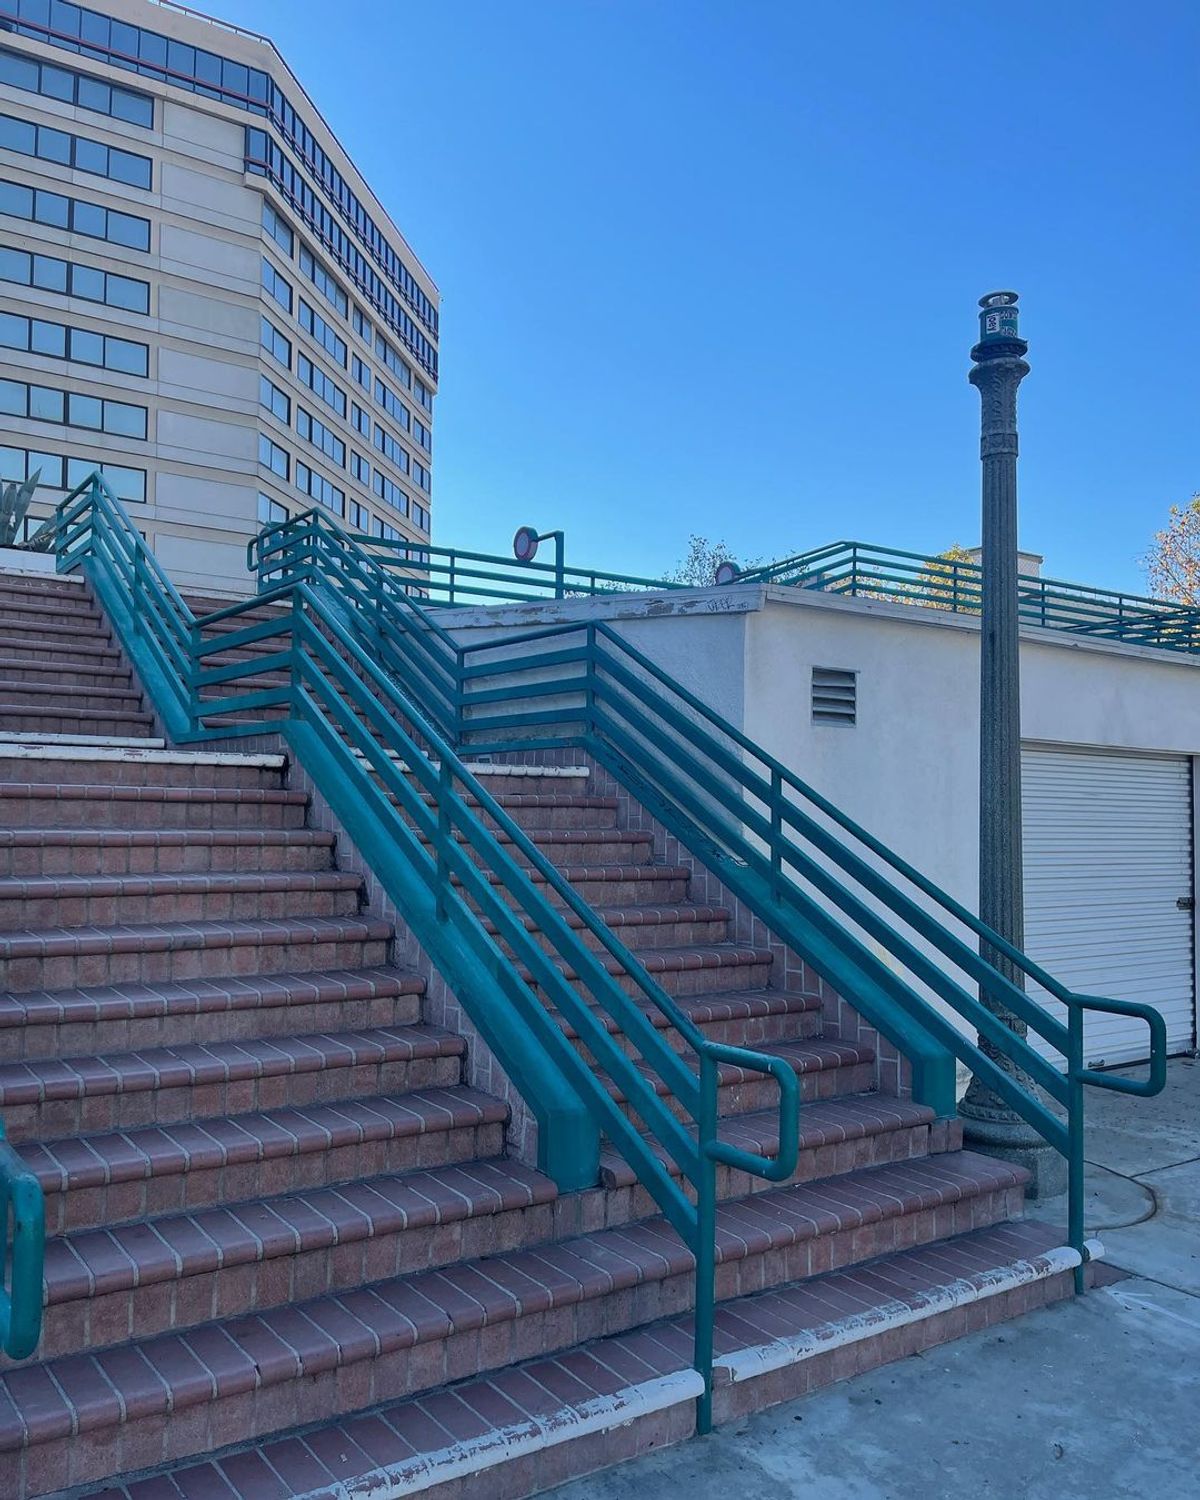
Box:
[668,534,765,587]
[1145,496,1200,605]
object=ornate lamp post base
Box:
[959,1084,1068,1200]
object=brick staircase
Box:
[0,571,1081,1499]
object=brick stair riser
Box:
[440,833,654,870]
[442,773,594,799]
[5,1178,1025,1497]
[560,1004,824,1067]
[497,915,732,968]
[0,663,132,689]
[0,683,144,712]
[0,709,156,736]
[0,836,335,878]
[0,762,287,790]
[0,605,107,633]
[0,883,362,929]
[0,932,391,995]
[0,792,305,827]
[616,1056,879,1134]
[29,1197,562,1366]
[539,955,775,1004]
[712,1262,1074,1426]
[409,801,619,834]
[593,1121,966,1234]
[467,870,692,908]
[0,989,423,1066]
[38,1115,508,1237]
[0,635,120,664]
[0,1045,463,1144]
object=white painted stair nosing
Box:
[0,739,285,769]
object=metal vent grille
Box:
[812,667,857,725]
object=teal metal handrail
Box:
[55,475,799,1429]
[0,1126,43,1359]
[341,534,682,608]
[729,541,1200,654]
[246,508,1169,1307]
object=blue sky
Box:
[231,0,1197,590]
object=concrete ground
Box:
[547,1057,1200,1500]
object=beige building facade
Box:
[0,0,438,591]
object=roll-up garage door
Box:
[1022,747,1196,1067]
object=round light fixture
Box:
[513,525,540,563]
[714,561,740,586]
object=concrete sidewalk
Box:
[547,1057,1200,1500]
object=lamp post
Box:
[958,291,1065,1199]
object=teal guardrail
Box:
[248,506,1170,1319]
[728,541,1200,654]
[346,534,682,608]
[0,1126,43,1360]
[55,475,799,1431]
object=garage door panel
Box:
[1022,747,1195,1068]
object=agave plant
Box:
[0,471,54,552]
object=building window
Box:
[0,441,145,502]
[298,298,346,366]
[0,377,146,439]
[412,417,431,453]
[375,331,413,390]
[412,460,431,493]
[0,112,152,189]
[415,378,433,413]
[0,312,148,376]
[297,406,345,467]
[412,502,430,533]
[0,45,154,126]
[350,451,370,487]
[348,498,370,531]
[257,492,288,525]
[0,177,149,251]
[0,244,149,314]
[299,245,347,317]
[259,374,290,424]
[295,460,344,516]
[296,352,346,418]
[258,432,290,479]
[260,316,291,370]
[261,257,293,314]
[374,375,411,432]
[352,354,370,391]
[373,422,410,475]
[353,308,372,345]
[262,200,293,256]
[351,402,370,437]
[373,471,409,517]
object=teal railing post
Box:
[553,532,565,600]
[694,1052,718,1435]
[1068,1004,1086,1295]
[435,756,452,921]
[951,562,961,614]
[769,767,783,902]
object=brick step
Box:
[0,782,306,827]
[523,941,776,1000]
[0,1152,1029,1496]
[0,632,121,664]
[0,600,107,633]
[553,986,824,1059]
[0,826,336,878]
[0,678,143,712]
[0,657,132,689]
[0,965,423,1066]
[0,579,95,610]
[0,705,156,737]
[0,1023,464,1143]
[611,1038,877,1126]
[22,1085,509,1235]
[0,914,392,994]
[600,1094,960,1207]
[119,1219,1077,1500]
[490,901,732,958]
[428,825,658,870]
[468,861,694,907]
[31,1157,561,1363]
[413,789,620,832]
[0,869,364,929]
